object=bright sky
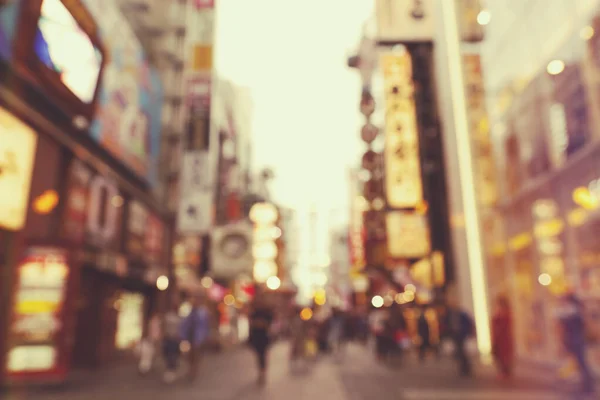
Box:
[214,0,374,216]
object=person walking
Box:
[445,301,475,377]
[162,302,182,383]
[289,305,308,369]
[180,295,210,382]
[248,294,274,385]
[138,313,162,374]
[556,293,595,394]
[417,307,433,362]
[491,295,514,379]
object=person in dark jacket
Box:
[417,307,433,362]
[445,302,475,376]
[249,294,274,385]
[556,293,594,394]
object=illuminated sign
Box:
[0,107,38,231]
[6,246,70,376]
[35,0,102,103]
[381,51,423,208]
[386,211,431,258]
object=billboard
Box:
[0,1,163,185]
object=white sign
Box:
[177,192,212,234]
[0,108,38,231]
[375,0,435,43]
[211,221,253,279]
[177,150,213,234]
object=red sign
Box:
[194,0,214,9]
[4,245,77,384]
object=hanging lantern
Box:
[361,123,379,144]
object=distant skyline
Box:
[214,0,373,218]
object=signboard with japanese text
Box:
[0,107,38,231]
[386,211,431,259]
[381,51,423,208]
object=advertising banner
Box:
[80,0,163,185]
[0,107,38,231]
[4,245,76,383]
[375,0,435,43]
[463,54,498,208]
[381,52,424,208]
[386,211,431,259]
[177,151,213,234]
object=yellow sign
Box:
[386,211,431,258]
[381,52,423,208]
[0,108,38,231]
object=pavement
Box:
[3,342,596,400]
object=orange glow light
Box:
[33,190,59,215]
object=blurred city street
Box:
[11,342,585,400]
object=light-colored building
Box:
[477,0,600,370]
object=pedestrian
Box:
[556,293,595,394]
[491,295,514,379]
[162,302,182,383]
[329,308,346,358]
[445,300,475,377]
[248,293,274,385]
[180,295,211,382]
[138,313,162,374]
[289,305,308,369]
[417,307,433,362]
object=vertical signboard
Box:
[375,0,435,43]
[4,245,76,383]
[381,51,424,208]
[177,151,212,234]
[463,54,498,208]
[0,107,38,231]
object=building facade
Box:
[0,0,170,382]
[478,0,600,370]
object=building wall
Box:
[477,0,600,368]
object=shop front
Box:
[0,0,167,384]
[60,159,169,367]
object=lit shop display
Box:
[115,293,144,350]
[381,51,423,209]
[0,107,38,231]
[5,246,74,382]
